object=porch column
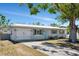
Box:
[57,30,59,37]
[64,29,67,38]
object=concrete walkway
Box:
[21,41,79,56]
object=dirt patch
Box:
[0,40,47,56]
[0,40,13,47]
[15,44,47,56]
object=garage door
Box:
[16,29,32,40]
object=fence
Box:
[0,34,10,40]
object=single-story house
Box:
[8,24,67,42]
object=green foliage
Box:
[67,25,79,34]
[48,7,56,14]
[50,23,59,27]
[37,4,49,10]
[0,15,9,33]
[32,21,44,25]
[25,3,79,22]
[67,25,70,34]
[35,22,40,25]
[20,3,79,28]
[19,3,79,23]
[77,29,79,34]
[27,3,33,8]
[30,7,39,15]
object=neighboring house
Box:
[8,24,67,42]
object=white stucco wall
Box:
[11,27,33,41]
[11,27,48,41]
[10,27,67,41]
[46,29,67,38]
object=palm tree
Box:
[21,3,79,43]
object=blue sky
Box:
[0,3,74,26]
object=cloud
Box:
[0,10,54,21]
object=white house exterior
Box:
[9,24,67,42]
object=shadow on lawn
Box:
[42,41,79,56]
[42,41,79,51]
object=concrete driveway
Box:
[21,41,79,56]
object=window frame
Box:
[59,30,65,34]
[51,29,57,34]
[33,29,43,35]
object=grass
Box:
[47,39,67,44]
[44,39,79,50]
[0,40,47,56]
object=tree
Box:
[32,22,40,25]
[21,3,79,43]
[32,21,44,26]
[50,23,59,27]
[66,25,70,34]
[0,14,9,34]
[77,26,79,33]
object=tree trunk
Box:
[69,18,77,43]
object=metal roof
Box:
[10,24,66,30]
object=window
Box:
[33,29,42,35]
[59,30,64,34]
[51,30,57,34]
[14,29,16,31]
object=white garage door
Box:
[16,29,32,40]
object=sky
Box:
[0,3,74,26]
